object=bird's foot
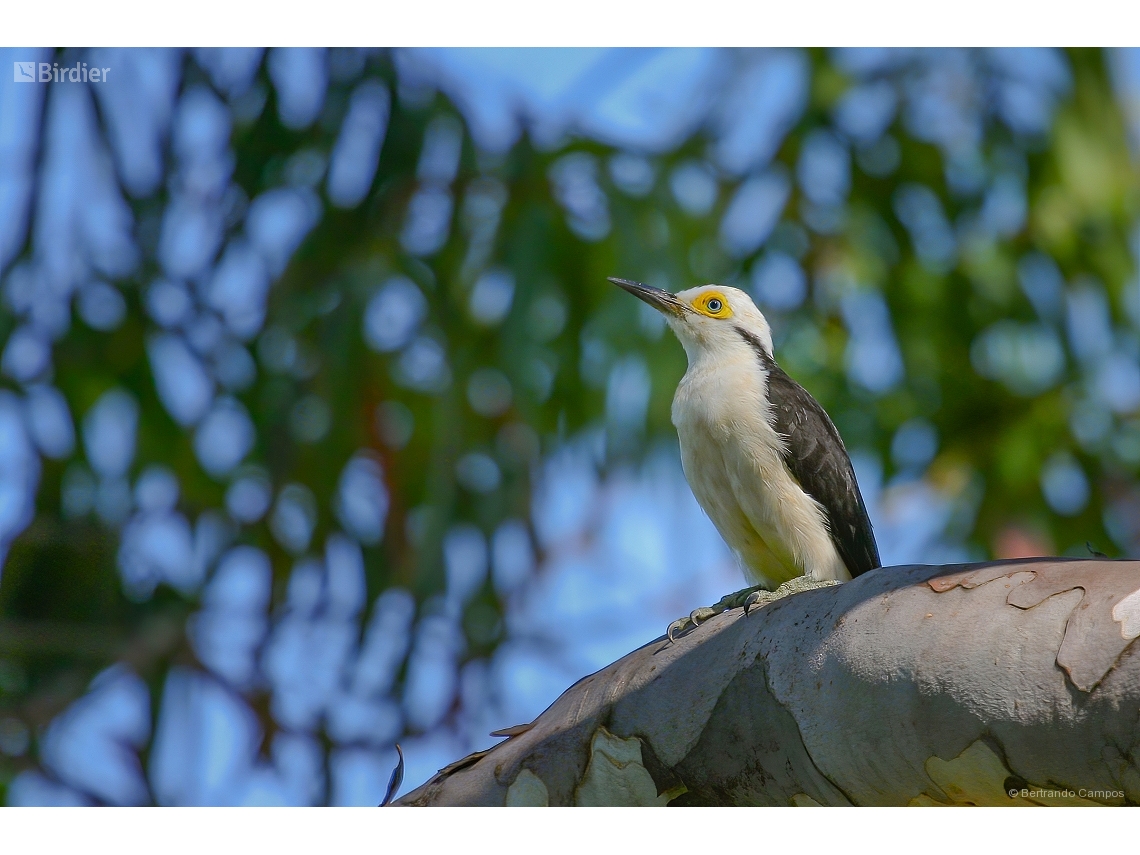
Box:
[666,577,841,643]
[743,576,840,615]
[666,584,767,643]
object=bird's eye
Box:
[693,291,733,319]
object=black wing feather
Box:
[736,328,881,577]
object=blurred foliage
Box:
[0,47,1138,802]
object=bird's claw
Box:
[665,578,842,643]
[690,606,718,625]
[665,585,770,643]
[743,590,765,616]
[667,606,722,642]
[666,617,690,644]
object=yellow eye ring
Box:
[694,291,732,319]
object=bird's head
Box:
[609,277,774,365]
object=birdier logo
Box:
[12,61,110,83]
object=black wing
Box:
[736,327,881,577]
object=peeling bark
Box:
[395,559,1140,806]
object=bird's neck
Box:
[680,332,767,375]
[674,345,770,430]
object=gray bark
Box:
[396,558,1140,806]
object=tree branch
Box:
[396,558,1140,806]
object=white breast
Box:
[671,353,849,589]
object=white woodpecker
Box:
[611,277,881,640]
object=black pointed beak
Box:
[608,277,686,317]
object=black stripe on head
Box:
[734,325,775,369]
